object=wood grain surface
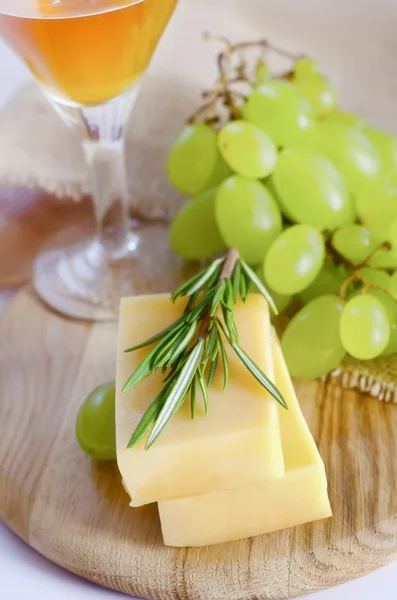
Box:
[0,287,396,600]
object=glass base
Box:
[33,221,185,321]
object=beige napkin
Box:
[1,0,397,400]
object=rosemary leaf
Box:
[221,282,233,312]
[231,342,287,409]
[166,320,198,365]
[239,268,247,300]
[190,379,196,420]
[126,380,173,448]
[207,349,218,386]
[210,280,226,316]
[185,258,224,296]
[232,262,241,303]
[122,351,156,392]
[203,325,218,362]
[226,277,234,307]
[162,347,193,383]
[171,270,204,302]
[206,261,224,292]
[185,288,215,324]
[151,325,189,368]
[184,289,200,314]
[124,316,185,353]
[197,368,209,415]
[215,315,230,341]
[240,259,278,314]
[217,328,229,390]
[222,303,238,344]
[145,339,205,449]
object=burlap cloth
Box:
[1,0,397,400]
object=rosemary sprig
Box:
[123,247,287,449]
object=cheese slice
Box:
[158,334,332,546]
[116,294,284,507]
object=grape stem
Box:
[189,34,301,126]
[338,240,397,301]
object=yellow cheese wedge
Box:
[158,334,332,546]
[116,294,284,507]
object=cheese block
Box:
[158,334,332,546]
[116,294,284,507]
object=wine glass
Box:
[0,0,181,320]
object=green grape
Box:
[242,80,314,147]
[294,121,381,192]
[358,267,390,289]
[368,250,397,270]
[253,266,292,313]
[264,224,325,294]
[293,57,320,79]
[170,189,226,260]
[374,287,397,357]
[167,123,231,195]
[365,127,397,175]
[355,177,397,241]
[325,110,366,128]
[387,218,397,248]
[339,294,390,359]
[332,225,378,266]
[265,175,295,221]
[281,295,345,378]
[215,175,282,265]
[272,149,351,230]
[294,75,338,117]
[299,262,346,304]
[388,272,397,298]
[76,381,116,461]
[217,120,277,179]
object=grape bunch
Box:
[167,37,397,379]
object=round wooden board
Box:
[0,288,396,600]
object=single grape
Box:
[389,272,397,297]
[242,80,314,147]
[368,250,397,270]
[265,175,295,221]
[299,262,346,304]
[358,267,390,289]
[215,176,282,265]
[294,75,338,117]
[170,189,225,260]
[339,294,390,359]
[355,177,397,241]
[76,381,116,461]
[293,57,320,79]
[167,123,231,195]
[388,218,397,249]
[294,121,381,192]
[217,120,277,179]
[382,325,397,356]
[253,266,292,313]
[373,288,397,356]
[273,149,351,230]
[332,225,378,266]
[365,127,397,175]
[264,224,325,294]
[281,295,345,378]
[326,111,366,128]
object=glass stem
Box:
[83,137,135,260]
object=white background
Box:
[0,37,396,600]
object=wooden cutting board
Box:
[0,287,396,600]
